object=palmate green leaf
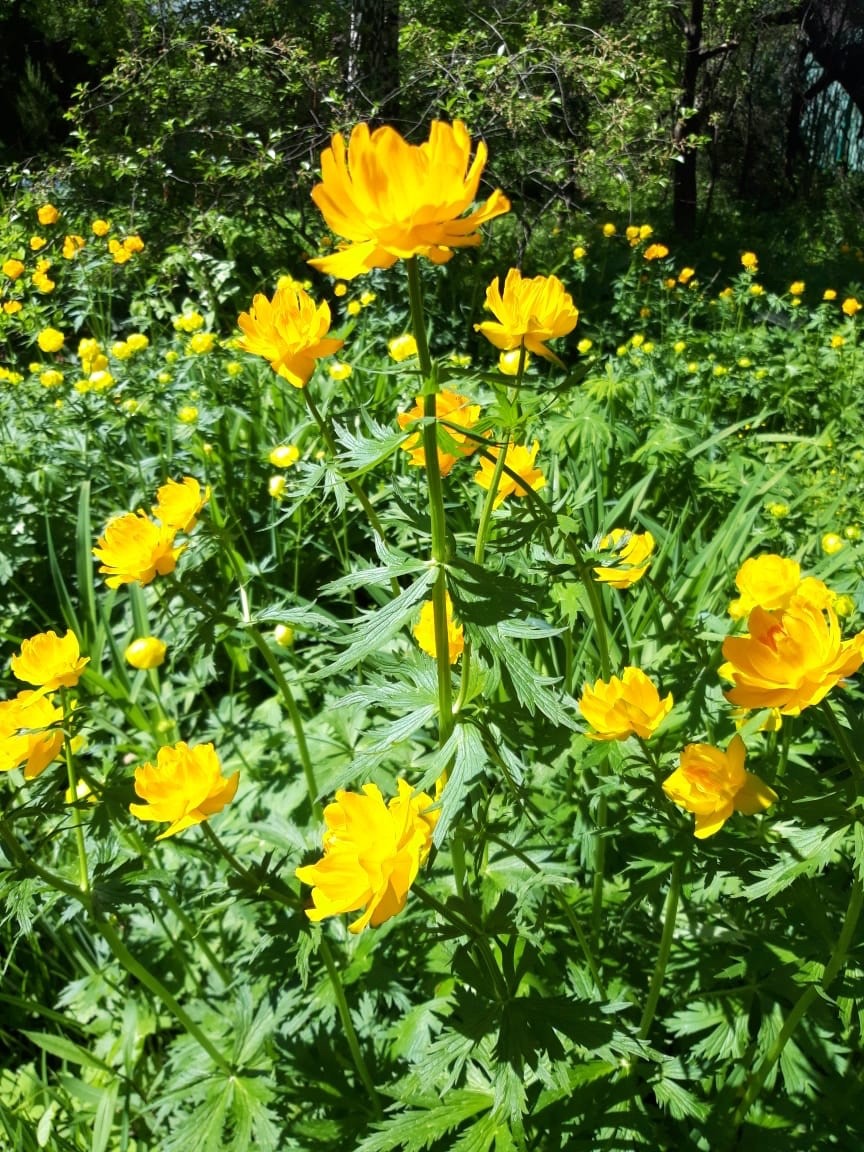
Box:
[355,1089,494,1152]
[481,627,576,729]
[333,412,409,477]
[738,823,850,901]
[410,721,488,847]
[652,1073,708,1121]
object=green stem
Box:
[319,937,383,1118]
[413,886,510,1003]
[820,698,864,780]
[590,794,608,942]
[60,689,89,895]
[638,858,683,1042]
[201,807,301,913]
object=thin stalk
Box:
[319,937,383,1118]
[638,858,683,1042]
[201,810,301,913]
[60,689,89,895]
[820,698,864,780]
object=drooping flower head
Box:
[474,441,545,508]
[474,268,578,366]
[295,779,439,933]
[722,597,864,715]
[11,629,89,691]
[129,741,239,839]
[398,389,482,476]
[413,592,464,664]
[579,667,673,741]
[0,691,65,779]
[728,553,834,620]
[93,512,184,588]
[593,528,655,589]
[152,476,210,534]
[237,283,343,388]
[662,735,777,838]
[307,120,510,279]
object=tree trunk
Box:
[672,0,705,239]
[346,0,400,123]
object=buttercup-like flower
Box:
[741,251,758,270]
[789,280,805,295]
[398,389,482,476]
[125,636,167,669]
[91,219,111,236]
[722,598,864,715]
[842,297,862,317]
[593,528,655,589]
[475,268,578,366]
[93,512,184,588]
[474,440,545,508]
[295,779,439,933]
[37,328,64,353]
[37,204,59,226]
[152,476,210,533]
[130,741,239,839]
[413,592,464,663]
[579,667,673,741]
[237,283,343,388]
[2,259,24,280]
[387,333,418,362]
[662,735,777,838]
[643,243,669,261]
[728,554,834,619]
[11,629,89,691]
[62,234,85,260]
[0,691,64,779]
[269,444,300,468]
[307,120,510,279]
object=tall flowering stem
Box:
[638,858,682,1042]
[60,688,89,895]
[407,256,453,747]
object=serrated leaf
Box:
[355,1090,493,1152]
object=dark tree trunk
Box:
[346,0,400,123]
[672,0,705,240]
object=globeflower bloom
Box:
[37,328,64,353]
[151,476,210,533]
[842,297,862,317]
[474,268,578,366]
[728,554,834,620]
[130,742,239,839]
[2,259,24,280]
[307,119,510,279]
[413,592,464,664]
[62,234,85,260]
[722,598,864,715]
[387,333,418,362]
[93,512,184,588]
[37,204,59,226]
[474,440,545,508]
[295,779,439,933]
[0,691,64,779]
[662,735,777,839]
[11,629,89,691]
[124,636,167,669]
[741,251,758,270]
[643,243,669,261]
[269,444,300,468]
[593,528,655,589]
[237,283,343,388]
[398,389,482,476]
[579,667,673,741]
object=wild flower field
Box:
[1,121,864,1151]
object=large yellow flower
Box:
[728,554,834,620]
[93,512,184,588]
[130,741,239,839]
[474,268,578,366]
[397,389,482,476]
[151,476,210,533]
[662,735,777,838]
[11,629,89,691]
[413,592,464,664]
[307,120,510,279]
[722,598,864,715]
[0,691,64,779]
[237,283,343,387]
[295,779,439,933]
[474,440,545,508]
[593,528,655,589]
[579,667,673,741]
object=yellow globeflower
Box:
[593,528,655,589]
[789,280,805,296]
[474,441,545,508]
[125,636,167,669]
[40,369,63,388]
[413,592,464,664]
[602,222,616,237]
[842,297,862,317]
[398,389,482,476]
[130,742,239,840]
[678,267,695,284]
[178,405,198,423]
[727,554,834,619]
[91,219,111,236]
[11,629,89,691]
[822,532,844,555]
[2,259,25,280]
[188,331,216,355]
[268,475,286,500]
[108,239,131,264]
[0,692,64,779]
[643,243,669,261]
[29,236,46,251]
[37,327,64,353]
[237,282,343,388]
[740,251,758,270]
[152,476,210,533]
[387,333,418,362]
[62,234,85,259]
[295,779,439,933]
[123,234,144,254]
[579,666,673,741]
[625,225,640,246]
[722,598,864,715]
[269,444,301,469]
[173,311,205,333]
[328,360,353,380]
[662,735,777,839]
[823,289,837,301]
[93,512,184,588]
[37,204,59,226]
[307,120,510,279]
[474,268,578,366]
[2,301,22,315]
[126,333,149,353]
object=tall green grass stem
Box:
[638,858,682,1042]
[319,937,383,1118]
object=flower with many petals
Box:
[295,779,438,933]
[237,283,343,388]
[37,204,59,226]
[579,667,673,741]
[722,598,864,715]
[37,327,64,353]
[842,297,861,317]
[93,512,184,588]
[2,259,24,280]
[398,389,482,476]
[474,268,578,366]
[0,691,64,780]
[593,528,655,589]
[11,629,89,691]
[728,554,834,620]
[307,120,510,279]
[474,440,545,508]
[413,592,464,664]
[741,251,758,270]
[643,243,669,261]
[662,735,777,838]
[152,476,210,533]
[130,741,239,839]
